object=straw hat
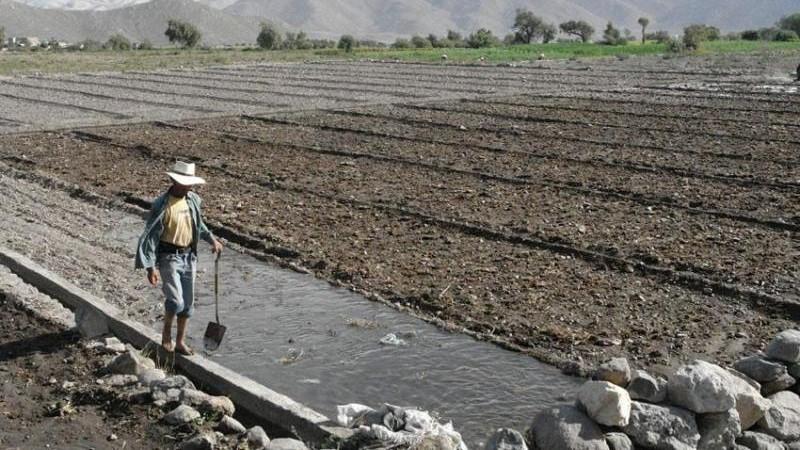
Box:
[166,161,205,186]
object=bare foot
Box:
[175,343,194,356]
[162,340,175,352]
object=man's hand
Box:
[147,268,160,287]
[211,239,224,255]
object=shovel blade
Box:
[203,321,227,351]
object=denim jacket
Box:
[135,191,215,270]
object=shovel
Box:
[203,251,226,351]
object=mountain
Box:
[220,0,799,40]
[2,0,798,44]
[0,0,263,44]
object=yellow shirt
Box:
[160,195,193,247]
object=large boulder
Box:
[697,409,741,450]
[179,433,216,450]
[604,433,632,450]
[577,381,631,427]
[216,415,246,435]
[247,426,270,450]
[266,438,309,450]
[735,356,789,383]
[758,391,800,441]
[736,431,787,450]
[621,401,700,450]
[762,374,797,397]
[485,428,527,450]
[789,364,800,379]
[527,405,609,450]
[628,369,668,403]
[596,358,632,387]
[767,330,800,363]
[669,360,736,413]
[726,370,771,430]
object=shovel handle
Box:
[214,252,220,324]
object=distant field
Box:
[1,40,798,75]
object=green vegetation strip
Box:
[1,41,798,76]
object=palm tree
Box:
[638,17,650,44]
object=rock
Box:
[758,391,800,441]
[137,368,166,386]
[216,415,246,435]
[485,428,527,450]
[101,374,138,387]
[729,368,764,391]
[577,380,631,427]
[164,404,201,425]
[726,369,771,430]
[103,337,126,353]
[105,347,154,375]
[127,388,152,404]
[179,433,216,450]
[152,375,195,392]
[267,438,309,450]
[697,409,741,450]
[737,431,787,450]
[762,374,796,396]
[788,442,800,450]
[414,435,459,450]
[735,356,789,383]
[604,432,632,450]
[596,358,632,387]
[247,426,270,449]
[767,330,800,363]
[75,306,109,338]
[180,388,211,406]
[669,360,737,413]
[621,401,700,450]
[527,405,609,450]
[628,369,668,403]
[203,395,235,416]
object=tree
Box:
[165,19,202,48]
[410,35,432,48]
[0,27,5,48]
[559,20,594,43]
[777,13,800,35]
[256,22,282,49]
[427,33,441,48]
[391,38,412,49]
[337,34,356,52]
[541,23,557,43]
[773,29,799,42]
[105,33,131,51]
[602,22,626,45]
[741,30,760,41]
[638,17,650,44]
[466,28,500,48]
[646,30,671,43]
[683,24,720,49]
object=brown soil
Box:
[0,55,798,374]
[0,292,175,450]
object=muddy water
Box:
[115,217,581,447]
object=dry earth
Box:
[1,54,799,377]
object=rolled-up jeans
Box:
[157,252,196,318]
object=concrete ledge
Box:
[0,247,351,445]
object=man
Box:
[135,161,223,355]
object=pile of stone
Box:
[92,338,308,450]
[509,329,800,450]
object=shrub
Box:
[665,37,686,53]
[391,38,412,49]
[77,39,103,51]
[337,34,357,52]
[741,30,760,40]
[683,24,720,49]
[410,35,432,48]
[256,22,282,49]
[105,33,131,51]
[137,39,154,50]
[559,20,594,42]
[773,29,799,41]
[777,12,800,35]
[466,28,500,48]
[601,22,627,45]
[646,30,672,43]
[0,27,4,48]
[165,19,202,48]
